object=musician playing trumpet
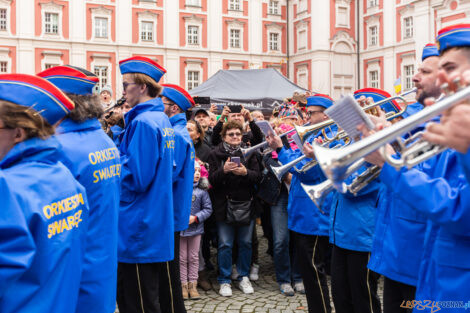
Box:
[266,94,336,313]
[357,26,470,312]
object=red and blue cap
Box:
[0,74,74,125]
[119,56,166,83]
[161,84,195,111]
[37,65,99,95]
[422,43,439,61]
[436,23,470,54]
[306,94,334,109]
[354,88,400,114]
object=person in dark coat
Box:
[187,120,211,163]
[207,121,261,297]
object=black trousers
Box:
[159,232,187,313]
[117,262,164,313]
[293,232,332,313]
[331,245,381,313]
[383,277,416,313]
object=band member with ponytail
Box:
[116,56,175,313]
[0,74,90,313]
[37,65,121,313]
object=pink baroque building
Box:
[0,0,468,100]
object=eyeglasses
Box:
[226,132,242,137]
[306,110,324,117]
[122,82,137,90]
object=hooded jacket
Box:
[56,118,121,313]
[207,142,261,222]
[118,97,175,263]
[180,178,213,237]
[0,137,89,313]
[170,113,195,232]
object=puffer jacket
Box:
[181,177,213,237]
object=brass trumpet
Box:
[295,88,416,143]
[311,83,470,188]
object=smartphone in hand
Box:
[231,157,241,166]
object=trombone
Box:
[294,88,416,143]
[311,82,470,188]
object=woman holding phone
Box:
[207,121,261,297]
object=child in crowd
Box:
[180,160,213,300]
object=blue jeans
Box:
[217,220,254,284]
[271,190,303,284]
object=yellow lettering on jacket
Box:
[162,128,175,137]
[47,210,83,239]
[43,193,85,219]
[88,147,119,165]
[92,164,122,183]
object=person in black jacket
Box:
[207,121,261,297]
[187,120,211,163]
[211,105,264,147]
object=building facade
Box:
[0,0,468,100]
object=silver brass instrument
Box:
[300,158,367,208]
[311,82,470,188]
[295,88,416,143]
[241,125,300,158]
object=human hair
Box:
[0,100,55,139]
[130,73,162,97]
[220,120,243,138]
[441,46,470,60]
[66,93,104,122]
[188,119,205,140]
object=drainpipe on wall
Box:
[286,0,290,79]
[356,0,361,89]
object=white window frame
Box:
[91,54,112,91]
[269,32,280,51]
[296,65,308,90]
[138,11,158,44]
[369,70,379,88]
[44,12,59,35]
[187,70,200,90]
[403,64,414,91]
[187,25,199,45]
[368,25,378,47]
[0,47,11,73]
[268,1,279,15]
[298,0,307,12]
[186,0,201,7]
[0,7,7,32]
[229,28,241,49]
[367,0,378,8]
[41,50,63,71]
[140,21,154,41]
[403,16,413,39]
[298,29,307,50]
[91,6,112,42]
[335,4,350,28]
[229,0,241,11]
[94,17,108,38]
[94,65,109,89]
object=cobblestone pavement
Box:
[116,225,383,313]
[184,226,384,313]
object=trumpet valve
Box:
[441,83,450,95]
[452,77,464,91]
